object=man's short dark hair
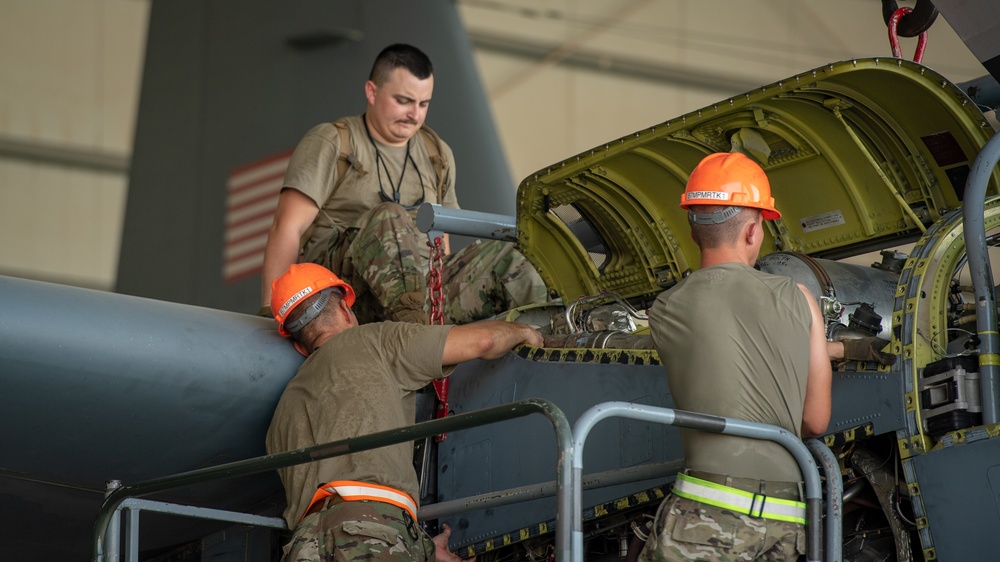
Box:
[370,43,433,85]
[286,288,345,347]
[689,206,760,249]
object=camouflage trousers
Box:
[638,494,805,562]
[320,202,548,325]
[281,499,436,562]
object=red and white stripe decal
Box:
[222,150,292,283]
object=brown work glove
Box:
[257,305,272,318]
[842,337,895,366]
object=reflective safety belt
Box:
[672,473,807,525]
[301,479,418,522]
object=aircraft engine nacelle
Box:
[432,57,1000,561]
[758,251,902,341]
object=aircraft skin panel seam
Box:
[821,422,876,448]
[930,422,1000,450]
[515,344,661,366]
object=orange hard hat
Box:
[681,152,781,220]
[271,263,355,337]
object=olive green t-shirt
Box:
[649,262,812,482]
[283,115,459,263]
[266,322,453,528]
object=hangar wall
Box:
[0,0,987,291]
[0,0,148,289]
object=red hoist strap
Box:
[888,7,927,63]
[428,235,449,441]
[301,480,418,522]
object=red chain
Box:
[428,236,445,325]
[428,235,449,440]
[888,7,927,63]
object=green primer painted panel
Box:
[517,58,999,304]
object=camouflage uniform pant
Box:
[638,494,805,562]
[321,202,548,325]
[282,500,436,562]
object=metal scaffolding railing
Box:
[94,397,843,562]
[93,397,573,562]
[571,402,842,562]
[98,492,288,562]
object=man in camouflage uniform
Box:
[643,153,832,561]
[283,501,436,562]
[329,202,545,326]
[261,43,546,324]
[266,263,543,561]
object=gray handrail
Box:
[962,130,1000,425]
[419,459,683,520]
[572,402,827,562]
[805,438,843,562]
[93,397,573,562]
[109,497,287,561]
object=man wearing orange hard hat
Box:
[640,152,832,561]
[265,262,542,562]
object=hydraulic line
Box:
[961,131,1000,425]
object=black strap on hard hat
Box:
[285,287,335,334]
[688,206,741,225]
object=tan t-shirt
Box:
[265,322,454,528]
[649,262,812,482]
[283,115,459,263]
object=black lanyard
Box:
[362,113,425,210]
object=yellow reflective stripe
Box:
[674,477,805,525]
[674,473,806,525]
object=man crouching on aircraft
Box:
[641,153,832,562]
[266,263,542,561]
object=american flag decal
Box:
[223,150,293,284]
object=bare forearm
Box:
[261,227,303,307]
[443,320,543,364]
[261,190,319,307]
[481,321,544,360]
[826,341,845,361]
